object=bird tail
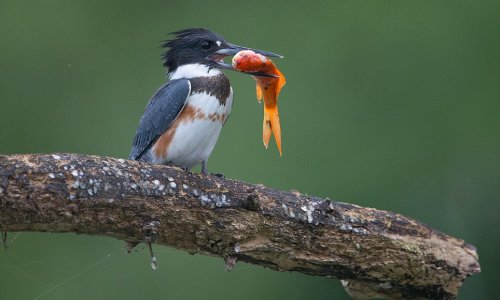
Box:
[263,105,282,156]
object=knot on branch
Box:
[244,188,261,211]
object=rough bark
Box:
[0,153,480,299]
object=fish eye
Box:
[200,41,211,49]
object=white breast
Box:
[152,90,233,168]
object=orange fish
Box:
[232,50,286,156]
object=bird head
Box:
[162,28,282,77]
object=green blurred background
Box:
[1,0,498,299]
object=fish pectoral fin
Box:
[256,83,263,103]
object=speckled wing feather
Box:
[129,79,191,160]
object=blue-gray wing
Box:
[128,79,191,160]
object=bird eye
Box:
[200,41,211,49]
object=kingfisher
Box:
[128,28,281,174]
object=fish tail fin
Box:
[263,106,282,156]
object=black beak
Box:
[208,43,283,78]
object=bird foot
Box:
[211,173,225,178]
[181,166,193,175]
[201,160,209,175]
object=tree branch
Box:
[0,153,480,299]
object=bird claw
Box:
[181,165,193,175]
